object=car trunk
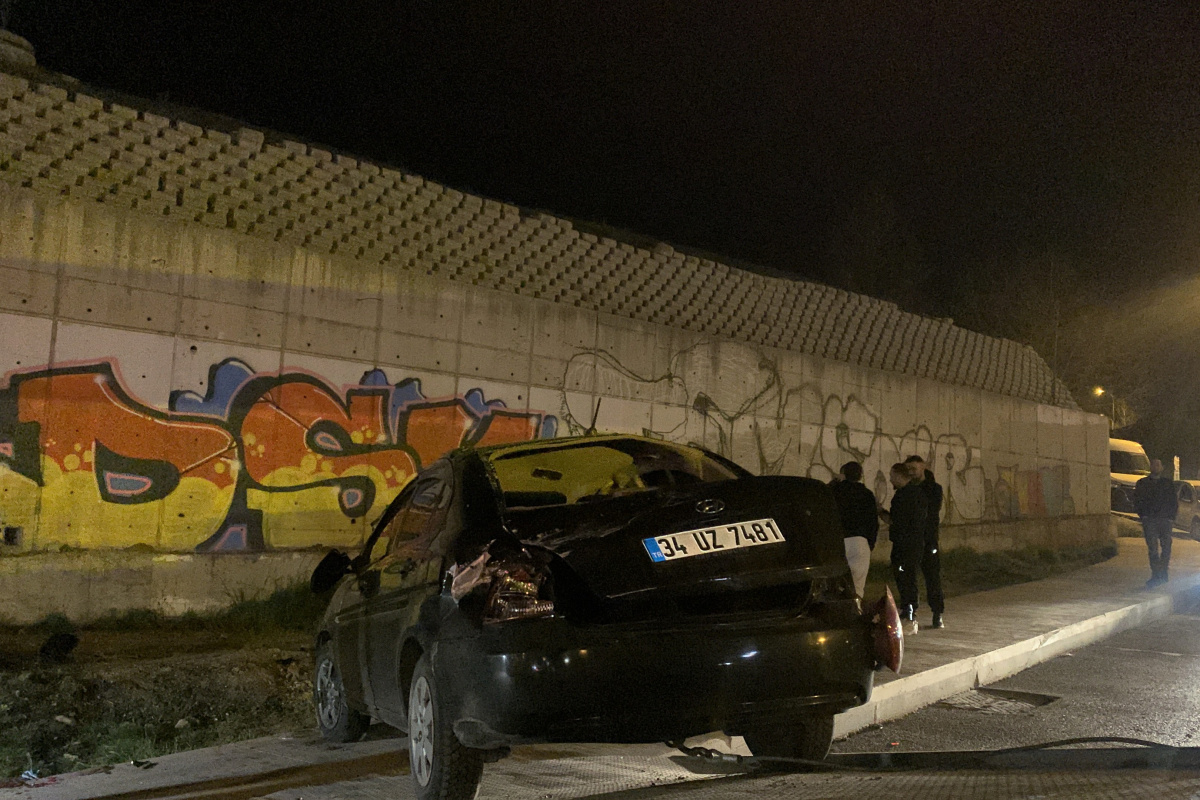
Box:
[503,476,849,624]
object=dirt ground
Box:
[0,626,315,782]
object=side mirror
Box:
[311,549,352,595]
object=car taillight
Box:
[451,547,556,624]
[484,564,555,622]
[866,586,903,674]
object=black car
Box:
[310,434,900,800]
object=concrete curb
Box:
[832,580,1196,739]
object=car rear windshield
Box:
[487,440,742,508]
[1111,450,1151,475]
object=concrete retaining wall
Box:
[0,550,323,624]
[0,64,1113,619]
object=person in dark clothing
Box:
[830,461,879,598]
[1133,458,1178,588]
[886,462,927,633]
[905,455,946,629]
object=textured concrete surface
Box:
[0,550,324,624]
[836,602,1200,753]
[0,65,1069,406]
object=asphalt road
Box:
[833,601,1200,754]
[242,605,1200,799]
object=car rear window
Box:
[487,440,741,508]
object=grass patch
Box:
[0,648,313,780]
[864,543,1118,603]
[83,582,327,635]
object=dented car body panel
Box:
[315,435,879,745]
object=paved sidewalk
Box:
[835,535,1200,736]
[5,534,1198,799]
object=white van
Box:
[1110,437,1151,513]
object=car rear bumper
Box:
[436,611,874,747]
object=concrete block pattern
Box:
[58,277,178,333]
[0,263,55,315]
[380,273,466,339]
[378,329,458,374]
[178,297,285,347]
[460,288,533,352]
[0,72,1071,411]
[0,310,52,372]
[459,343,531,385]
[284,314,377,362]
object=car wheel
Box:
[408,653,484,800]
[313,641,369,742]
[744,714,835,762]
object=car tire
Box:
[744,714,835,762]
[408,653,485,800]
[313,641,369,743]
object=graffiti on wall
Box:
[555,342,1076,525]
[0,359,555,551]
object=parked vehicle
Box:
[1110,438,1151,513]
[309,434,901,800]
[1175,480,1200,539]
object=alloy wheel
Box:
[315,658,341,729]
[409,675,435,787]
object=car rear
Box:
[435,438,876,747]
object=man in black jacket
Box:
[1133,458,1178,588]
[886,462,927,634]
[830,461,879,598]
[905,455,946,629]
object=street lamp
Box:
[1093,386,1115,428]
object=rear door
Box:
[362,466,454,717]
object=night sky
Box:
[11,3,1200,328]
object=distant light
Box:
[1093,386,1106,397]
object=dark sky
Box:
[12,2,1200,319]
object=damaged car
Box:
[310,434,901,800]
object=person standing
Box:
[830,461,880,598]
[885,462,927,634]
[1133,458,1178,588]
[905,455,946,629]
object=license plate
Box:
[642,518,784,563]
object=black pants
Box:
[892,539,945,615]
[1143,517,1173,580]
[921,536,945,615]
[891,543,921,612]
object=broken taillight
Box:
[449,547,556,623]
[484,565,555,622]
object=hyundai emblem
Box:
[695,498,725,515]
